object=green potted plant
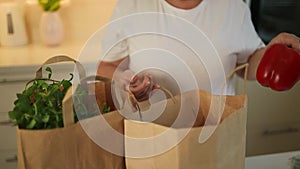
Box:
[38,0,61,12]
[38,0,64,46]
[8,67,111,130]
[8,67,72,129]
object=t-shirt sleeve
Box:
[100,1,130,62]
[236,3,265,64]
[101,32,129,62]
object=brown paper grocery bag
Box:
[16,55,125,169]
[17,87,125,169]
[124,64,248,169]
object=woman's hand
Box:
[114,69,159,102]
[129,74,160,102]
[255,32,300,91]
[244,32,300,80]
[268,32,300,51]
[98,56,159,102]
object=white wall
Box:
[23,0,117,44]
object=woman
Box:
[98,0,300,101]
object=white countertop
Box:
[0,40,101,82]
[246,150,300,169]
[0,41,84,68]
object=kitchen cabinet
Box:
[236,78,300,156]
[0,80,27,169]
[0,151,17,169]
[0,116,18,169]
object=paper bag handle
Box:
[128,85,176,121]
[198,63,249,144]
[224,63,249,95]
[63,87,74,127]
[80,75,111,87]
[128,63,248,108]
[62,75,112,127]
[35,55,86,79]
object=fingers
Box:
[130,75,152,101]
[130,75,138,85]
[129,74,155,102]
[116,70,159,102]
[153,84,161,89]
[269,32,300,51]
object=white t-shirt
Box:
[101,0,264,95]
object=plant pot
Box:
[39,12,64,46]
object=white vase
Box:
[39,12,64,46]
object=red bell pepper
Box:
[256,44,300,91]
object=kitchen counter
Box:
[0,41,84,68]
[246,150,300,169]
[0,40,102,84]
[0,41,86,83]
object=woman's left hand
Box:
[267,32,300,51]
[256,32,300,91]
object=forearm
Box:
[97,56,129,78]
[97,56,155,101]
[247,47,266,80]
[237,47,266,80]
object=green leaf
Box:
[42,114,50,123]
[45,67,52,79]
[68,73,74,81]
[38,0,48,11]
[8,111,16,120]
[8,65,81,130]
[24,113,31,120]
[106,107,111,113]
[33,103,38,116]
[26,119,37,129]
[48,1,60,12]
[39,0,61,12]
[16,93,27,101]
[102,102,111,114]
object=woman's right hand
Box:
[115,69,159,102]
[129,74,160,102]
[98,57,158,102]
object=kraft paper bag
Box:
[124,65,248,169]
[16,55,125,169]
[17,86,125,169]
